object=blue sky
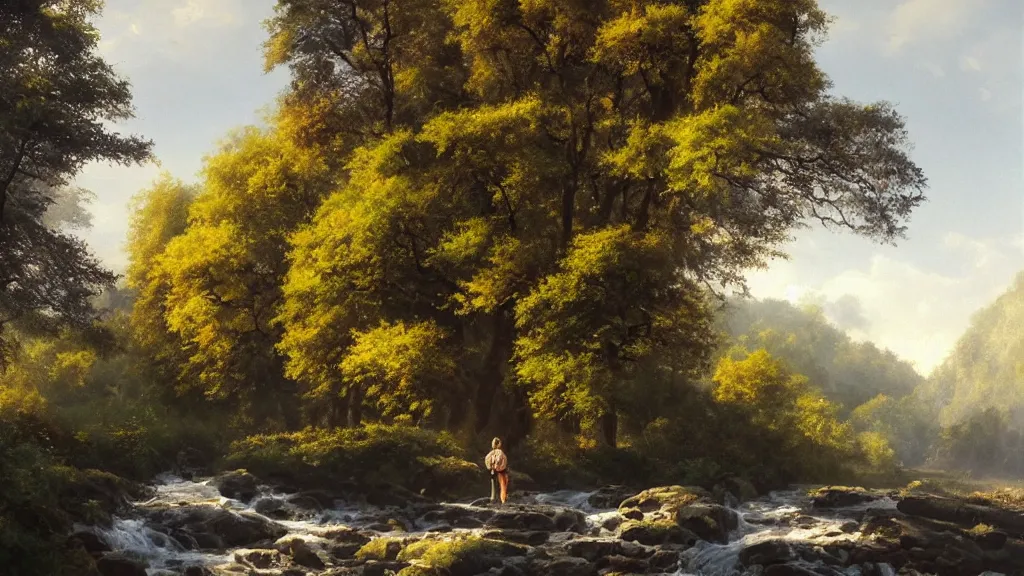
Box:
[74,0,1023,375]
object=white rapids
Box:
[79,475,897,576]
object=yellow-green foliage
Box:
[856,431,897,472]
[356,537,403,561]
[340,320,457,422]
[712,349,857,479]
[969,523,995,535]
[226,424,478,495]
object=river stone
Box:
[675,503,739,544]
[596,554,650,573]
[280,538,326,569]
[587,486,638,510]
[810,486,878,509]
[486,509,557,532]
[69,530,111,554]
[421,503,495,528]
[234,548,281,568]
[144,504,287,547]
[96,552,148,576]
[619,519,697,546]
[740,540,797,566]
[211,470,260,502]
[975,529,1008,550]
[898,496,1024,536]
[482,529,550,546]
[619,485,713,514]
[531,556,598,576]
[322,526,373,544]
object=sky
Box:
[73,0,1023,376]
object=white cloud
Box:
[961,56,983,72]
[885,0,983,53]
[921,62,946,78]
[979,87,993,101]
[747,233,1024,376]
[171,0,238,28]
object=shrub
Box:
[226,424,479,496]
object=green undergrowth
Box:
[225,424,482,498]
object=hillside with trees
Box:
[918,271,1024,475]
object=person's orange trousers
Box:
[496,471,509,503]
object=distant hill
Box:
[718,297,924,413]
[921,271,1024,426]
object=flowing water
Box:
[81,475,899,576]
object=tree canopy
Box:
[264,0,925,445]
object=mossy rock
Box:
[395,537,526,576]
[618,485,711,514]
[356,537,406,561]
[809,486,877,509]
[713,477,758,504]
[618,519,697,546]
[675,504,739,544]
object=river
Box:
[78,474,905,576]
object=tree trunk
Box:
[600,411,618,448]
[474,303,514,434]
[347,387,363,428]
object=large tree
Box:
[270,0,926,445]
[0,0,151,367]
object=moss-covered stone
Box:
[394,537,526,576]
[618,519,697,546]
[809,486,877,508]
[355,538,404,561]
[618,485,711,514]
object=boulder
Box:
[619,485,713,514]
[486,510,556,532]
[234,549,281,569]
[69,530,111,555]
[482,530,550,546]
[618,519,697,546]
[810,486,879,509]
[211,470,260,502]
[96,553,148,576]
[564,538,626,561]
[596,554,650,574]
[899,496,1024,536]
[420,504,495,528]
[713,476,759,504]
[974,529,1008,551]
[530,556,598,576]
[322,526,373,545]
[287,539,326,569]
[675,503,739,544]
[740,540,797,566]
[587,486,638,510]
[144,504,287,547]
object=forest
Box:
[1,1,1021,575]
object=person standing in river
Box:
[485,437,509,504]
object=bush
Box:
[57,400,225,481]
[0,395,144,576]
[226,424,480,496]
